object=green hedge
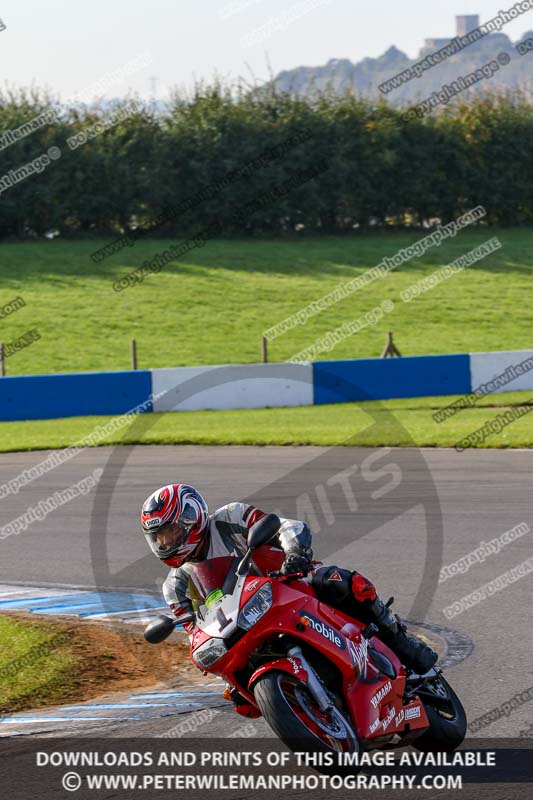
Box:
[0,85,532,238]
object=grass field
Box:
[0,228,531,376]
[0,614,193,713]
[0,391,531,451]
[0,615,78,712]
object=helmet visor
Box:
[144,521,191,559]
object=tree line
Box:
[0,85,532,239]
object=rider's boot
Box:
[367,597,438,674]
[311,566,438,674]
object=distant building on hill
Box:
[456,14,481,37]
[420,14,481,56]
[272,11,533,101]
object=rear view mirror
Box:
[144,614,178,644]
[247,513,281,550]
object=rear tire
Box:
[253,670,359,774]
[413,674,467,752]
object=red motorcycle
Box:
[145,514,466,763]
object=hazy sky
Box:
[1,0,532,101]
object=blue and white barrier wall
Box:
[151,363,314,412]
[1,349,532,421]
[469,349,533,394]
[0,370,152,421]
[313,353,471,405]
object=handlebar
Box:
[266,569,306,580]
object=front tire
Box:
[253,670,359,772]
[413,673,467,752]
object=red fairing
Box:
[248,657,308,690]
[234,704,261,719]
[191,572,429,742]
[251,543,285,575]
[182,553,434,749]
[191,625,210,650]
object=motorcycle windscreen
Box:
[189,556,237,605]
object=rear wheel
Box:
[253,670,360,773]
[412,673,467,752]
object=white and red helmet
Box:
[141,484,209,567]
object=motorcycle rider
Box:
[141,484,438,712]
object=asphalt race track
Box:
[1,445,532,741]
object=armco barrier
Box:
[152,363,314,412]
[0,350,531,422]
[0,370,152,421]
[313,354,471,404]
[470,350,533,394]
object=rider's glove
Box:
[171,607,196,636]
[280,547,313,575]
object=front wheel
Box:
[412,673,467,752]
[253,670,359,771]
